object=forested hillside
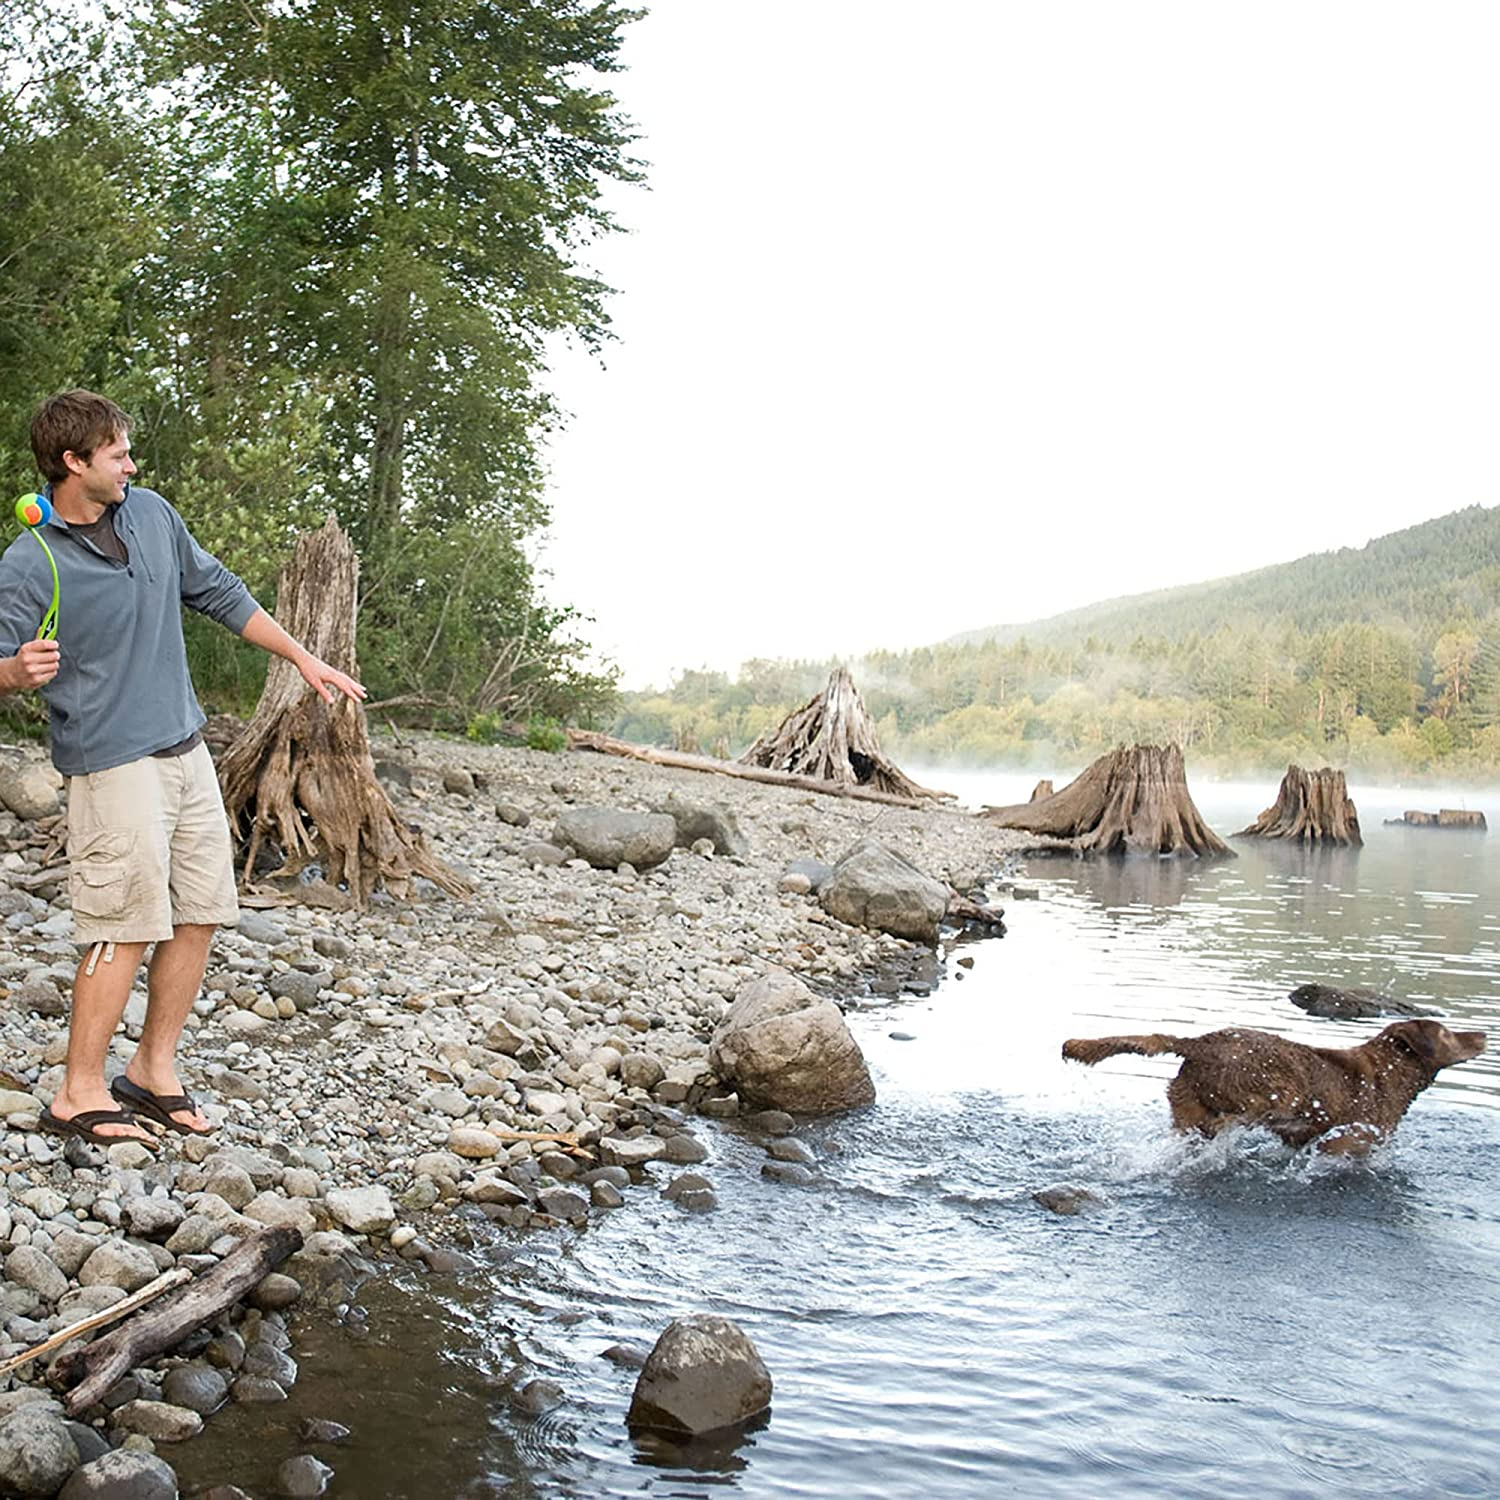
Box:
[951,505,1500,650]
[616,505,1500,781]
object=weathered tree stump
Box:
[1234,765,1362,846]
[217,516,472,905]
[983,743,1232,858]
[737,666,947,801]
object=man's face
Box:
[65,431,136,506]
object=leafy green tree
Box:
[0,4,146,486]
[136,0,642,559]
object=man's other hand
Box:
[2,639,60,691]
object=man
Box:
[0,389,364,1147]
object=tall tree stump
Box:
[983,744,1232,858]
[737,666,947,801]
[217,517,471,905]
[1234,766,1362,846]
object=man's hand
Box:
[295,651,366,706]
[0,639,60,694]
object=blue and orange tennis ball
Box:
[14,493,52,529]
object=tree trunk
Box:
[983,743,1232,858]
[217,516,472,905]
[1234,765,1362,846]
[736,667,946,801]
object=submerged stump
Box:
[217,516,471,906]
[737,666,946,801]
[1234,765,1362,847]
[983,743,1232,859]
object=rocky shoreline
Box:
[0,733,1027,1498]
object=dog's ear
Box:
[1385,1019,1486,1067]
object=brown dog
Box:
[1062,1018,1486,1153]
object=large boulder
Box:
[654,793,749,858]
[819,839,949,943]
[551,808,677,870]
[709,972,874,1114]
[627,1315,772,1435]
[0,759,61,821]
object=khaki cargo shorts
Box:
[66,742,239,945]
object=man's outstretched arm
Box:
[239,608,367,705]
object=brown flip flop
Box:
[110,1075,216,1137]
[39,1106,159,1152]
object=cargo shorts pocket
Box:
[69,831,136,920]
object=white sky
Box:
[540,1,1500,690]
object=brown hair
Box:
[29,390,133,484]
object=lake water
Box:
[176,771,1500,1498]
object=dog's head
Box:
[1381,1018,1487,1071]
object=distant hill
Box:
[949,505,1500,648]
[615,503,1500,782]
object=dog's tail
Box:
[1062,1034,1187,1066]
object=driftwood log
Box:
[52,1226,301,1415]
[217,517,471,905]
[0,1269,190,1377]
[1234,766,1362,846]
[737,667,947,801]
[567,731,949,810]
[983,744,1232,858]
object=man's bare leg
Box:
[51,939,153,1142]
[124,923,216,1132]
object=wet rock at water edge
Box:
[628,1315,772,1436]
[510,1379,565,1417]
[1287,983,1435,1020]
[663,1173,717,1212]
[58,1448,180,1500]
[299,1418,352,1444]
[161,1362,229,1415]
[761,1161,817,1187]
[276,1454,334,1498]
[1033,1184,1103,1216]
[765,1137,814,1165]
[111,1400,203,1443]
[601,1343,651,1370]
[820,839,950,943]
[709,972,874,1114]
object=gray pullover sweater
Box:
[0,485,258,775]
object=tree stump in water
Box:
[217,517,472,905]
[983,743,1232,858]
[737,666,947,801]
[1234,766,1362,846]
